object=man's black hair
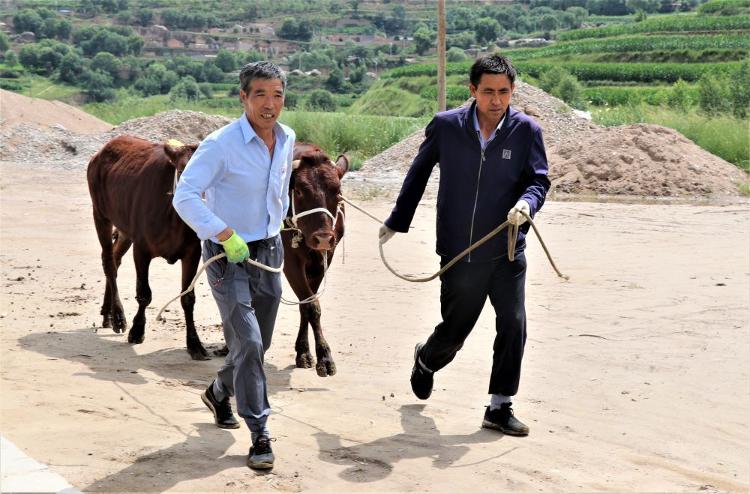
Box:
[239,61,286,93]
[469,54,517,87]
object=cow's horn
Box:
[165,138,184,148]
[292,159,300,169]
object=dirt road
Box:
[1,162,748,492]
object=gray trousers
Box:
[203,236,282,437]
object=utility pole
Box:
[437,0,446,112]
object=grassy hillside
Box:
[350,11,749,170]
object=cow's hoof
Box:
[316,359,336,377]
[213,345,229,357]
[113,313,127,334]
[127,330,144,344]
[188,347,210,361]
[296,352,313,369]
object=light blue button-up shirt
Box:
[473,107,505,150]
[173,114,295,243]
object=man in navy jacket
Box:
[379,55,550,436]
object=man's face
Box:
[470,73,515,121]
[240,77,285,133]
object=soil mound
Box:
[0,89,112,134]
[550,124,747,197]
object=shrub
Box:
[170,76,201,101]
[697,73,730,113]
[307,89,337,111]
[667,79,692,111]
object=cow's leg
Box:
[307,251,336,377]
[284,253,313,369]
[92,211,127,333]
[128,244,152,344]
[295,304,313,368]
[102,231,132,328]
[181,243,209,360]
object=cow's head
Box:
[289,150,349,251]
[163,141,198,173]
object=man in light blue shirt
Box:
[173,61,295,471]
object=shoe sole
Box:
[247,460,274,470]
[201,392,241,429]
[481,419,529,436]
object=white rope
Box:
[155,252,284,321]
[339,195,569,282]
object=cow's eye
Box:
[294,189,303,197]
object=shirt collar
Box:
[239,113,288,145]
[473,106,505,137]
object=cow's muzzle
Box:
[311,231,336,251]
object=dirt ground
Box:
[1,162,749,493]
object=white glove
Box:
[507,199,531,226]
[379,224,396,244]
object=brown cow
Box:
[282,143,349,377]
[87,135,210,360]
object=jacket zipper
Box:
[467,147,485,262]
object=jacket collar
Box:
[461,100,514,142]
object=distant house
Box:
[166,38,184,49]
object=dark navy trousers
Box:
[420,252,527,396]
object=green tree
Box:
[308,89,337,111]
[552,73,584,108]
[135,9,153,26]
[82,69,116,102]
[325,67,345,93]
[447,46,467,62]
[728,60,750,118]
[58,52,86,83]
[539,66,570,93]
[475,17,501,45]
[170,76,201,101]
[13,9,44,35]
[667,79,691,111]
[5,50,19,67]
[413,25,434,55]
[215,49,236,72]
[0,32,8,52]
[278,18,299,40]
[91,52,122,80]
[538,13,559,31]
[697,73,730,113]
[201,60,224,83]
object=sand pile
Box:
[549,124,747,197]
[0,89,112,134]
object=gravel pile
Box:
[0,110,232,169]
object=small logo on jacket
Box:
[502,149,512,160]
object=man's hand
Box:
[379,224,396,245]
[507,199,531,226]
[220,231,250,263]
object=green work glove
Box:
[220,232,250,263]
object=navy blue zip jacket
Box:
[384,101,551,262]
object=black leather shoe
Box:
[201,381,240,429]
[482,403,529,436]
[410,343,433,400]
[247,436,275,470]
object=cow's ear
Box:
[292,159,300,170]
[334,154,349,178]
[163,143,181,166]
